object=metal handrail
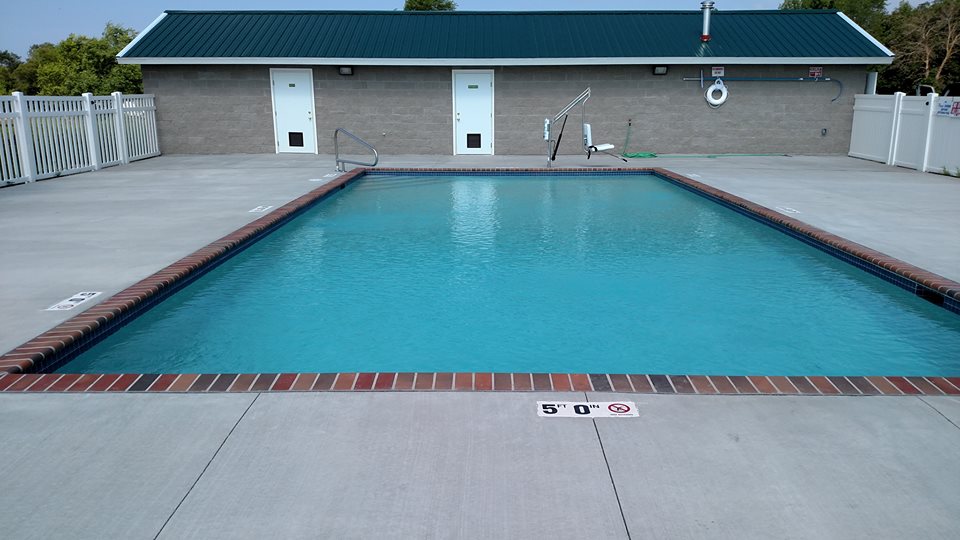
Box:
[553,87,591,123]
[334,128,379,172]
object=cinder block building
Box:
[118,6,893,156]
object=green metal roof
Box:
[119,10,893,64]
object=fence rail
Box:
[0,92,160,186]
[849,92,960,174]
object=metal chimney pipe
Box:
[701,1,715,42]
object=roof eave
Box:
[117,13,168,58]
[836,11,895,57]
[118,56,894,66]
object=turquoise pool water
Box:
[62,174,960,375]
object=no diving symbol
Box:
[608,403,631,414]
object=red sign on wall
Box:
[809,66,824,78]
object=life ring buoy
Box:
[705,78,728,107]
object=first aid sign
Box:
[537,401,639,418]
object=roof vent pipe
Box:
[701,1,715,42]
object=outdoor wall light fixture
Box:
[653,66,668,75]
[338,66,354,76]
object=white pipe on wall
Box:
[865,72,878,94]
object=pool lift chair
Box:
[544,87,627,167]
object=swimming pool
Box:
[58,171,960,376]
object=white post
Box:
[112,91,129,164]
[865,72,878,94]
[887,92,905,166]
[919,93,938,172]
[82,93,101,170]
[11,92,36,182]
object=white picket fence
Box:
[849,92,960,173]
[0,92,159,186]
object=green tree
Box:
[0,50,22,94]
[876,1,960,92]
[7,43,57,94]
[889,1,959,89]
[4,23,142,96]
[404,0,456,10]
[779,0,888,34]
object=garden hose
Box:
[622,121,658,158]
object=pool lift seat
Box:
[544,87,627,167]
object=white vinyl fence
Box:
[849,92,960,174]
[0,92,159,186]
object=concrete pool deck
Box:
[1,392,959,539]
[1,153,960,537]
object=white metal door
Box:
[453,70,493,155]
[270,69,316,153]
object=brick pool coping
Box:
[1,371,959,396]
[1,166,958,393]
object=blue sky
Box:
[1,1,910,57]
